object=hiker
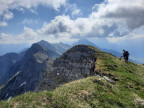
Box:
[120,50,129,63]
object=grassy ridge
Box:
[0,46,144,108]
[0,76,143,108]
[94,50,144,99]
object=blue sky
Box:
[0,0,144,61]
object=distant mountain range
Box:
[72,39,122,57]
[0,40,71,100]
[0,39,143,64]
[72,39,96,47]
[0,39,142,88]
[0,40,71,87]
[0,44,30,56]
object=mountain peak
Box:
[30,43,45,52]
[38,40,49,44]
[59,42,63,44]
[72,39,96,46]
[78,38,90,42]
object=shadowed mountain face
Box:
[0,42,60,100]
[0,53,22,86]
[0,44,30,56]
[0,40,71,86]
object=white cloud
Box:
[22,19,38,24]
[38,16,74,36]
[0,27,38,44]
[0,33,11,40]
[92,0,144,30]
[4,11,13,20]
[0,21,8,27]
[30,9,38,15]
[64,3,82,17]
[72,9,81,17]
[17,27,38,40]
[0,11,13,27]
[38,0,144,39]
[18,8,25,13]
[106,34,144,43]
[130,35,144,39]
[38,15,94,38]
[37,13,126,39]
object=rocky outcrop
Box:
[36,45,97,90]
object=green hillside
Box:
[0,46,144,108]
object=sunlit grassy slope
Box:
[0,46,144,108]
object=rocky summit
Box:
[36,45,98,90]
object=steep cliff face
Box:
[37,45,98,90]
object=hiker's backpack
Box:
[125,51,129,56]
